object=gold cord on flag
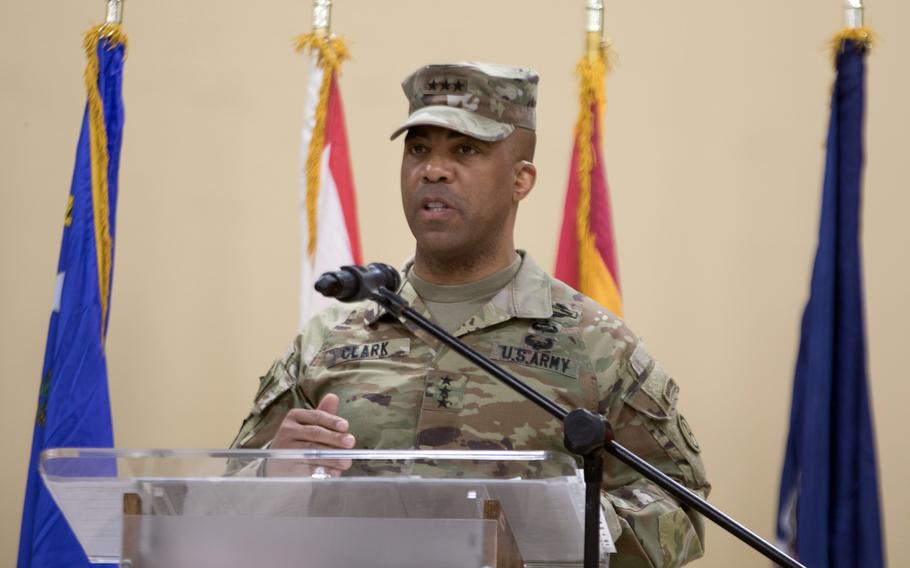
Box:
[573,42,608,260]
[83,22,127,339]
[295,33,350,260]
[829,27,877,62]
[573,37,623,316]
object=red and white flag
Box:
[297,39,362,326]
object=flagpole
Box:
[844,0,864,28]
[312,0,332,36]
[105,0,123,24]
[585,0,605,61]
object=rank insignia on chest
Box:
[490,345,580,380]
[323,338,410,368]
[423,372,467,412]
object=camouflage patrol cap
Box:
[390,62,539,142]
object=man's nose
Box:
[421,153,453,183]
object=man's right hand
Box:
[266,393,355,476]
[271,393,356,450]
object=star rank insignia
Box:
[437,383,452,408]
[424,372,466,412]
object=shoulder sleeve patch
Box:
[678,414,701,453]
[623,361,675,421]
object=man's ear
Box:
[512,160,537,203]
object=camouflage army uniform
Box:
[231,253,709,567]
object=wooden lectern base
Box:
[121,493,142,567]
[484,499,525,568]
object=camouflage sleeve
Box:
[600,343,710,567]
[229,336,310,449]
[229,304,357,449]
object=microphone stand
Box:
[330,270,804,568]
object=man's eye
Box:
[456,144,479,155]
[408,145,428,155]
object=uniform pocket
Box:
[658,509,704,565]
[250,363,296,417]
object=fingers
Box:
[271,395,356,451]
[285,408,349,433]
[316,393,340,415]
[284,422,355,448]
[267,396,356,476]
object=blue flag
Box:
[776,34,885,567]
[18,25,126,568]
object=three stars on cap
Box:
[425,78,466,93]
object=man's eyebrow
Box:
[447,131,490,146]
[404,128,490,147]
[404,127,427,141]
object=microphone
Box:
[315,263,401,303]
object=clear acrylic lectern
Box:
[41,448,588,568]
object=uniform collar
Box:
[363,250,553,332]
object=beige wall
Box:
[2,0,907,564]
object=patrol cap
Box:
[390,62,539,142]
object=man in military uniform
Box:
[231,62,709,566]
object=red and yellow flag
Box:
[555,48,623,316]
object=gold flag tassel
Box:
[83,22,127,339]
[573,32,623,316]
[295,33,350,261]
[829,27,876,62]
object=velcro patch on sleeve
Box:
[630,343,653,377]
[623,362,675,421]
[490,344,579,379]
[324,338,410,368]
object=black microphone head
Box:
[314,273,344,298]
[316,263,400,303]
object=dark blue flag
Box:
[17,24,126,568]
[776,33,885,567]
